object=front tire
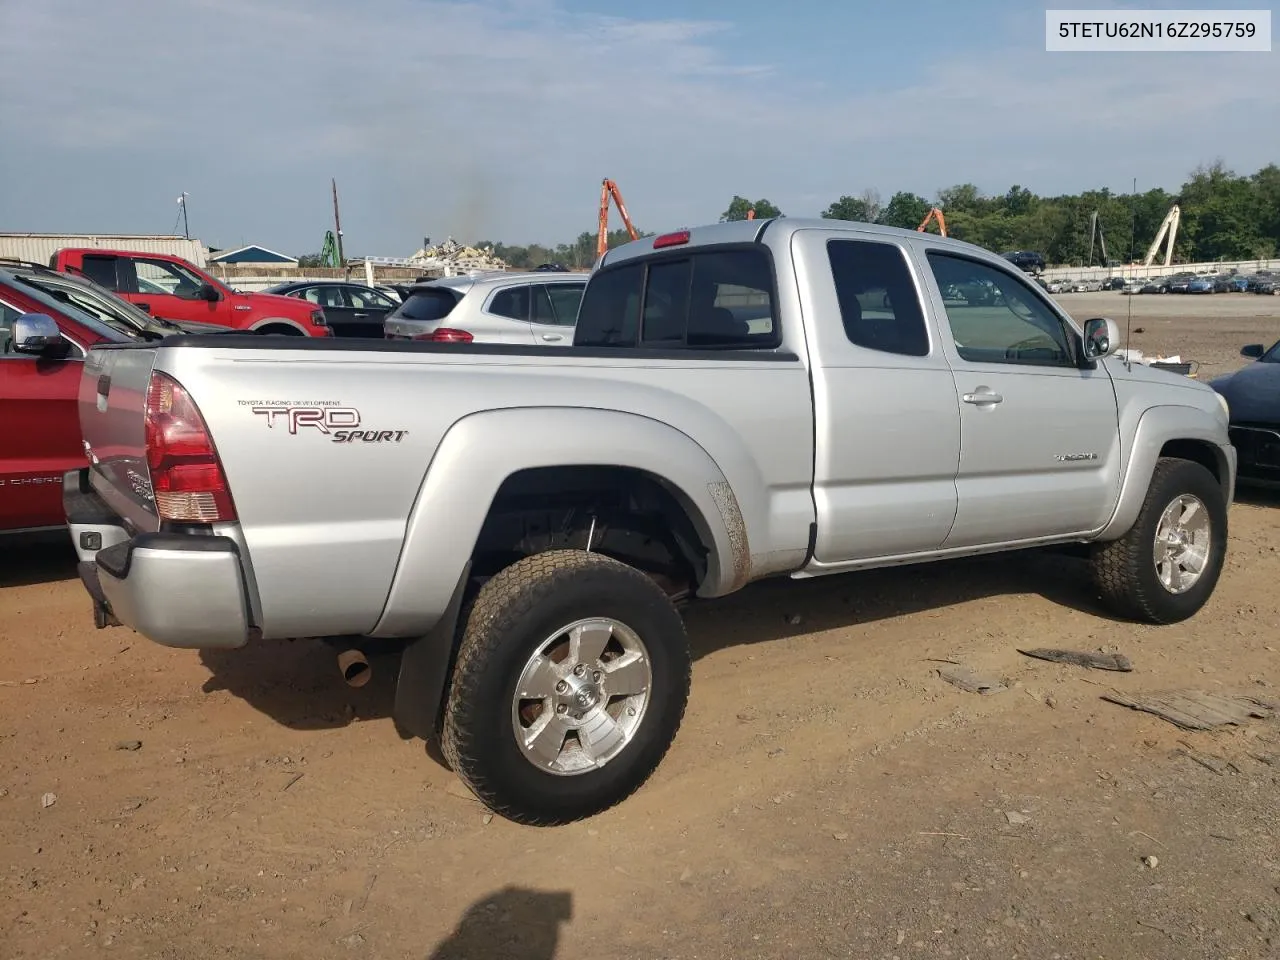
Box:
[441,550,691,825]
[1090,457,1227,624]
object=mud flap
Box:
[392,562,471,742]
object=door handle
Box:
[353,312,369,319]
[541,334,563,342]
[962,391,1004,405]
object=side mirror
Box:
[198,283,221,302]
[1241,343,1264,359]
[12,313,70,359]
[1082,317,1119,361]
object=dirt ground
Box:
[2,293,1279,960]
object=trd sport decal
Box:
[246,404,408,443]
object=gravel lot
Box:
[2,293,1278,959]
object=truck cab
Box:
[50,248,330,337]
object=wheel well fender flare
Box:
[369,406,749,638]
[249,317,309,334]
[1098,405,1234,540]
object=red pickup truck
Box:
[0,265,139,534]
[50,248,330,337]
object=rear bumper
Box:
[64,468,252,649]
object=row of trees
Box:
[717,163,1280,266]
[303,163,1278,270]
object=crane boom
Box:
[598,179,639,257]
[1142,204,1181,268]
[917,207,947,237]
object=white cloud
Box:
[0,0,1274,253]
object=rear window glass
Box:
[575,248,778,349]
[393,289,459,323]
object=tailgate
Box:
[78,344,162,533]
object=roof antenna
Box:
[1124,277,1134,371]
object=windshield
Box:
[1261,341,1280,362]
[14,273,176,340]
[5,273,143,342]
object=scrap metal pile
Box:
[411,237,508,273]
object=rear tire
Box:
[1090,457,1227,624]
[441,549,691,825]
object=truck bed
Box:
[78,334,817,640]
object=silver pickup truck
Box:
[63,218,1235,825]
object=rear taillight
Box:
[144,371,237,523]
[415,328,473,343]
[310,309,327,327]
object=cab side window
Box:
[826,239,929,356]
[926,253,1075,367]
[80,256,120,290]
[133,258,207,300]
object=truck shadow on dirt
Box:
[0,534,78,588]
[197,546,1103,734]
[424,886,572,959]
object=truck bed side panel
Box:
[150,345,815,639]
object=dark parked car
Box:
[1210,341,1280,486]
[1000,250,1046,275]
[1253,278,1279,295]
[1140,277,1169,294]
[533,263,570,273]
[262,280,400,337]
[1100,277,1126,291]
[1167,274,1197,294]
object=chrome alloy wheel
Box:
[510,618,652,776]
[1153,493,1212,594]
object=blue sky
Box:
[0,0,1274,255]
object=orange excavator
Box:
[597,179,640,257]
[916,207,947,237]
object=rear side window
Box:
[488,285,530,321]
[532,283,585,326]
[575,248,778,349]
[826,240,929,357]
[393,289,459,323]
[80,255,119,290]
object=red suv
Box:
[0,265,142,533]
[50,248,330,337]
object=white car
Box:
[383,271,586,345]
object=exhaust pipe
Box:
[337,649,371,688]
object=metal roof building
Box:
[0,233,210,267]
[208,244,298,266]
